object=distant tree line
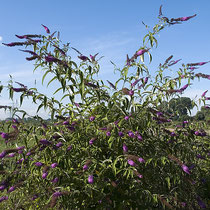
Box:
[158,97,210,122]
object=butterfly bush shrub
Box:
[0,6,209,209]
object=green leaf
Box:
[42,70,51,85]
[47,76,57,87]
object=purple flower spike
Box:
[63,120,69,125]
[131,79,141,87]
[17,146,25,150]
[89,116,95,121]
[170,132,176,137]
[136,48,149,56]
[34,162,43,167]
[197,196,207,209]
[118,131,124,137]
[8,153,15,157]
[137,134,143,141]
[180,84,189,92]
[12,87,27,92]
[1,133,8,139]
[41,24,50,33]
[40,139,51,145]
[144,77,149,84]
[74,102,80,108]
[123,144,128,152]
[51,177,59,183]
[45,55,58,63]
[124,116,129,120]
[78,55,89,61]
[42,172,48,179]
[106,131,111,137]
[83,164,88,171]
[8,186,16,192]
[194,131,200,136]
[181,164,190,174]
[201,90,208,97]
[0,196,8,203]
[138,174,143,178]
[89,139,94,145]
[53,191,63,197]
[51,163,58,168]
[90,53,99,62]
[128,90,134,96]
[88,175,94,184]
[128,159,136,166]
[128,131,135,138]
[0,151,6,159]
[12,125,18,130]
[0,185,6,191]
[2,42,17,47]
[15,35,27,39]
[26,152,32,156]
[89,138,97,145]
[67,145,72,151]
[168,59,181,66]
[138,157,145,163]
[157,112,163,116]
[18,150,23,154]
[180,14,196,21]
[56,142,63,148]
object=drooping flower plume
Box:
[41,24,50,33]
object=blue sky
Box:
[0,0,210,119]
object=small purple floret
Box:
[56,142,63,148]
[83,164,88,171]
[42,172,48,179]
[89,116,95,121]
[34,162,43,167]
[138,157,145,163]
[128,131,135,138]
[106,131,111,137]
[181,164,190,174]
[67,145,72,151]
[51,163,58,168]
[124,116,129,120]
[118,131,124,137]
[123,144,128,152]
[128,159,136,166]
[128,90,134,96]
[8,186,16,192]
[88,175,94,184]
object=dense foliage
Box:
[0,6,209,209]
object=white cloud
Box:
[0,36,2,42]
